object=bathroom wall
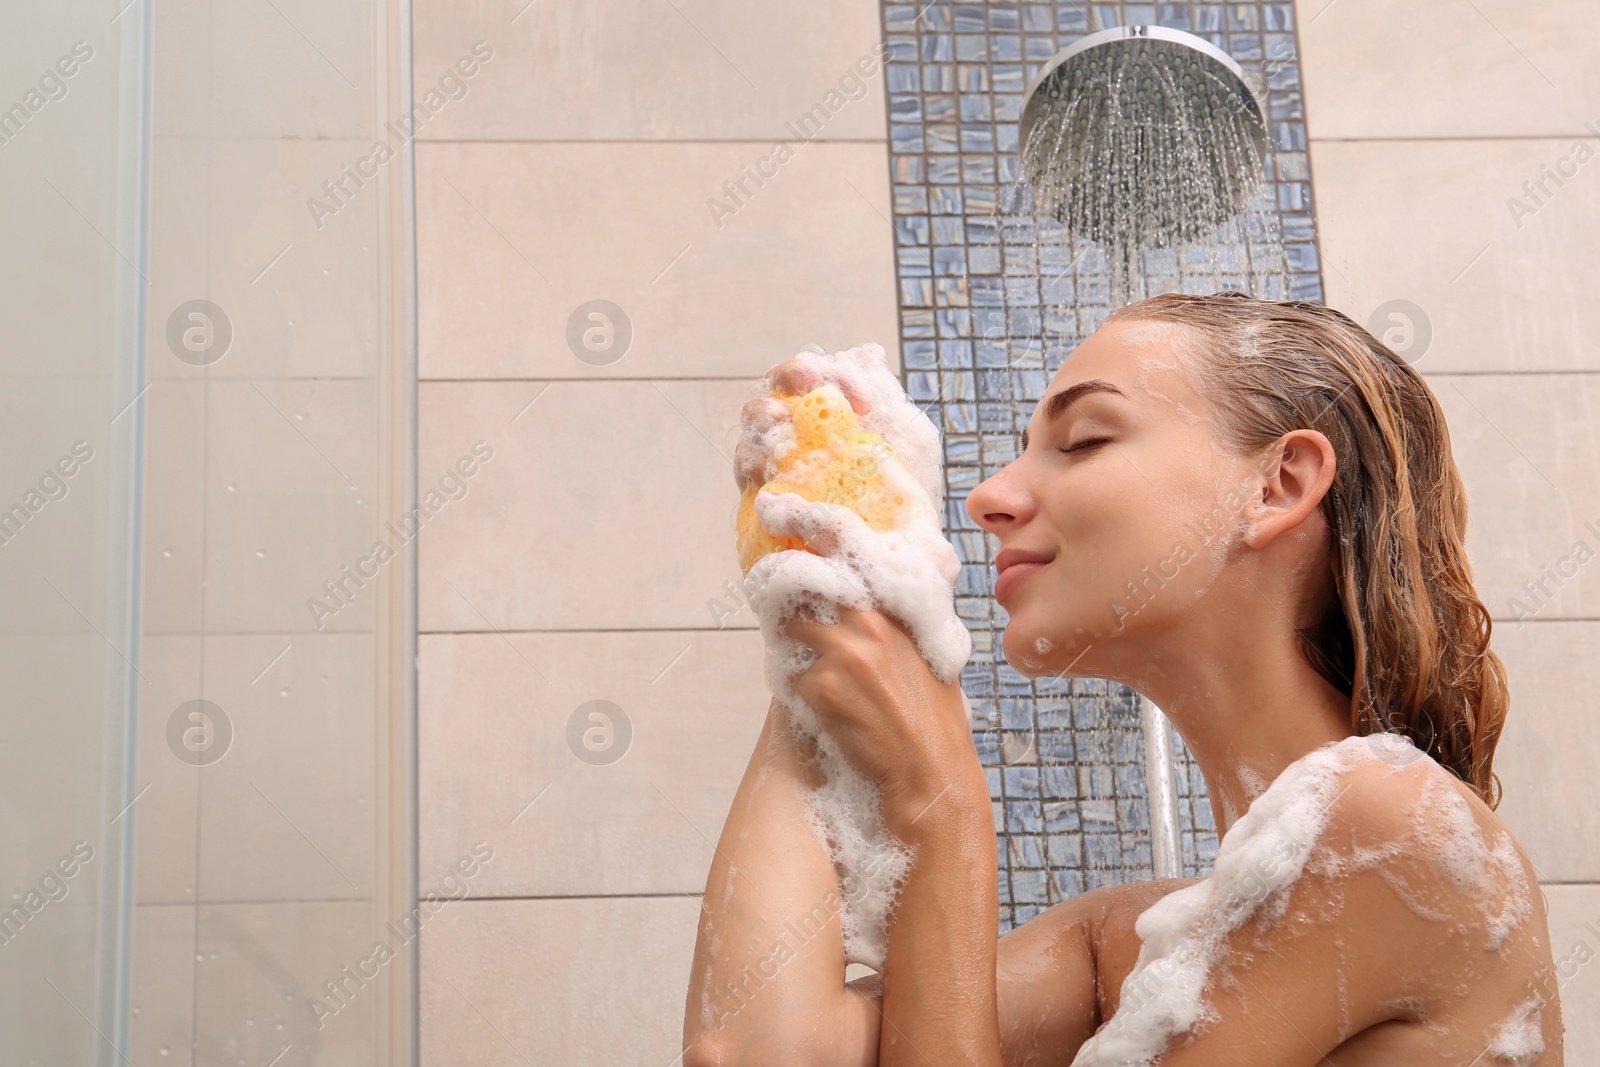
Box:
[412,0,1600,1062]
[1296,0,1600,1058]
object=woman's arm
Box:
[780,605,1008,1064]
[682,700,882,1067]
[681,683,1198,1066]
[875,753,1002,1066]
[681,697,1107,1067]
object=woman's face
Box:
[966,319,1265,679]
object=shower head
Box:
[1017,25,1269,248]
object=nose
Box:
[966,464,1034,533]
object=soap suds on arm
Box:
[734,342,972,968]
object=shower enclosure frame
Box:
[377,0,422,1060]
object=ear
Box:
[1243,429,1336,550]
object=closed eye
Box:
[1058,436,1111,454]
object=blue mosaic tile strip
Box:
[877,0,1324,931]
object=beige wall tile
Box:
[205,379,379,634]
[130,903,196,1067]
[142,381,206,635]
[202,1,374,141]
[152,139,389,382]
[1314,139,1600,373]
[1541,883,1600,1064]
[418,379,755,631]
[1295,0,1600,139]
[1491,622,1600,883]
[413,0,888,142]
[135,635,202,905]
[420,895,702,1067]
[420,630,767,897]
[195,635,375,903]
[203,139,383,380]
[195,900,380,1066]
[208,140,381,381]
[417,141,900,380]
[146,137,209,380]
[1430,372,1600,621]
[151,0,209,140]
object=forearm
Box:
[684,700,881,1067]
[878,764,1003,1067]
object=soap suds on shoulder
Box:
[1072,734,1539,1066]
[1487,997,1546,1064]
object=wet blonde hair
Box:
[1104,291,1509,807]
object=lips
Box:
[994,547,1053,604]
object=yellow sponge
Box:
[736,385,913,573]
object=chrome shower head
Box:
[1017,25,1269,248]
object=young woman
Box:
[682,292,1563,1066]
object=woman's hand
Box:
[735,353,875,491]
[779,605,985,839]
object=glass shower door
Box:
[0,1,417,1063]
[0,3,145,1062]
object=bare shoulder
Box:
[1317,736,1542,964]
[1069,737,1564,1065]
[1303,738,1563,1062]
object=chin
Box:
[1000,620,1065,677]
[1002,598,1106,679]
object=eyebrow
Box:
[1019,379,1129,450]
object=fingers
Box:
[735,350,880,492]
[767,359,824,398]
[778,604,902,651]
[734,394,789,490]
[776,609,830,649]
[740,393,788,430]
[754,490,870,557]
[767,354,873,415]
